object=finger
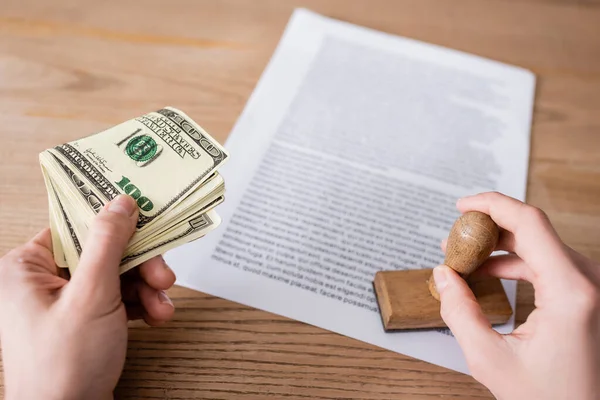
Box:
[30,228,53,253]
[138,283,175,325]
[456,192,569,276]
[30,229,73,279]
[471,254,534,282]
[143,313,168,327]
[433,265,507,372]
[68,195,138,302]
[21,229,58,275]
[139,256,176,291]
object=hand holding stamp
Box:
[373,210,512,331]
[427,211,500,301]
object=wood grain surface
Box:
[374,270,512,330]
[1,0,599,398]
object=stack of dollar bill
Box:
[39,107,229,276]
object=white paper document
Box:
[166,8,535,374]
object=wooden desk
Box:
[1,0,599,398]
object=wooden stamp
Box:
[373,211,513,331]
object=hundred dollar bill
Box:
[39,107,229,275]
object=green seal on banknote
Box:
[126,135,158,162]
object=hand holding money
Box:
[38,107,229,276]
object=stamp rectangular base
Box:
[373,269,513,331]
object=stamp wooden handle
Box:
[428,211,499,300]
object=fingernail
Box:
[433,266,448,293]
[107,195,136,216]
[158,290,173,306]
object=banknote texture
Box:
[39,107,229,275]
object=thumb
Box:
[68,194,138,302]
[433,265,505,371]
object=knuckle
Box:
[524,205,550,226]
[90,217,116,238]
[481,191,503,203]
[485,191,502,198]
[440,297,472,323]
[91,212,132,239]
[21,241,41,256]
[569,280,600,315]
